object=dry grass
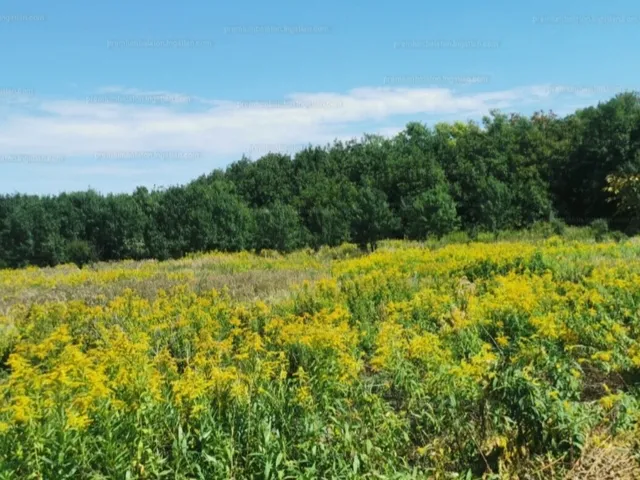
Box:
[0,247,334,314]
[514,430,640,480]
[564,434,640,480]
[191,269,327,302]
[0,268,325,313]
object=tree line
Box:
[2,92,640,268]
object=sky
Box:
[1,0,639,195]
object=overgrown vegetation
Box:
[2,93,640,268]
[1,237,640,478]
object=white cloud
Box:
[73,165,161,177]
[0,84,594,158]
[0,83,616,193]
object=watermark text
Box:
[383,75,490,85]
[393,40,501,49]
[107,39,214,49]
[94,151,203,160]
[0,154,65,164]
[0,14,46,23]
[533,15,640,24]
[223,25,331,34]
[87,94,191,105]
[234,100,343,109]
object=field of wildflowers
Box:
[1,237,640,478]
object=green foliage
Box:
[605,173,640,234]
[349,184,399,251]
[66,239,97,267]
[553,93,640,225]
[295,175,354,249]
[550,217,567,236]
[590,218,609,242]
[226,153,295,207]
[611,230,628,243]
[254,202,307,253]
[529,221,556,239]
[402,186,459,240]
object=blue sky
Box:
[1,0,639,195]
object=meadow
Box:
[1,233,640,479]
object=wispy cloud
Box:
[0,83,619,193]
[0,83,600,158]
[73,165,160,177]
